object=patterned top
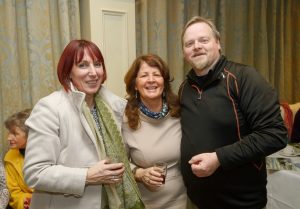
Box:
[90,105,105,138]
[0,156,9,209]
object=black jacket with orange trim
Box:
[179,56,287,209]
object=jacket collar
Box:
[66,82,126,120]
[67,82,87,112]
[187,55,227,89]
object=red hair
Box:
[57,40,107,91]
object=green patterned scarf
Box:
[82,94,144,209]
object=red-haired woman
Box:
[23,40,144,209]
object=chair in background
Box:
[280,102,300,141]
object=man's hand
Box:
[188,152,220,177]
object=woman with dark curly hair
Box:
[122,54,188,209]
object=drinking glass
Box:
[154,162,167,184]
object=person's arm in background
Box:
[0,158,9,209]
[5,162,31,209]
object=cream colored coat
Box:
[23,86,126,209]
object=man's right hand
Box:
[188,152,220,177]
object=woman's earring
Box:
[135,91,138,99]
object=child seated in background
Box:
[4,109,33,209]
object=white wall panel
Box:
[80,0,136,97]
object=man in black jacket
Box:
[179,16,288,209]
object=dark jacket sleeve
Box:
[216,66,288,169]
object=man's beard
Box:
[192,56,208,72]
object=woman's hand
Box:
[86,159,125,185]
[135,167,164,191]
[23,197,31,209]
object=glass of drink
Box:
[154,162,167,184]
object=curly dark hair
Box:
[124,54,180,130]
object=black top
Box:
[179,56,288,209]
